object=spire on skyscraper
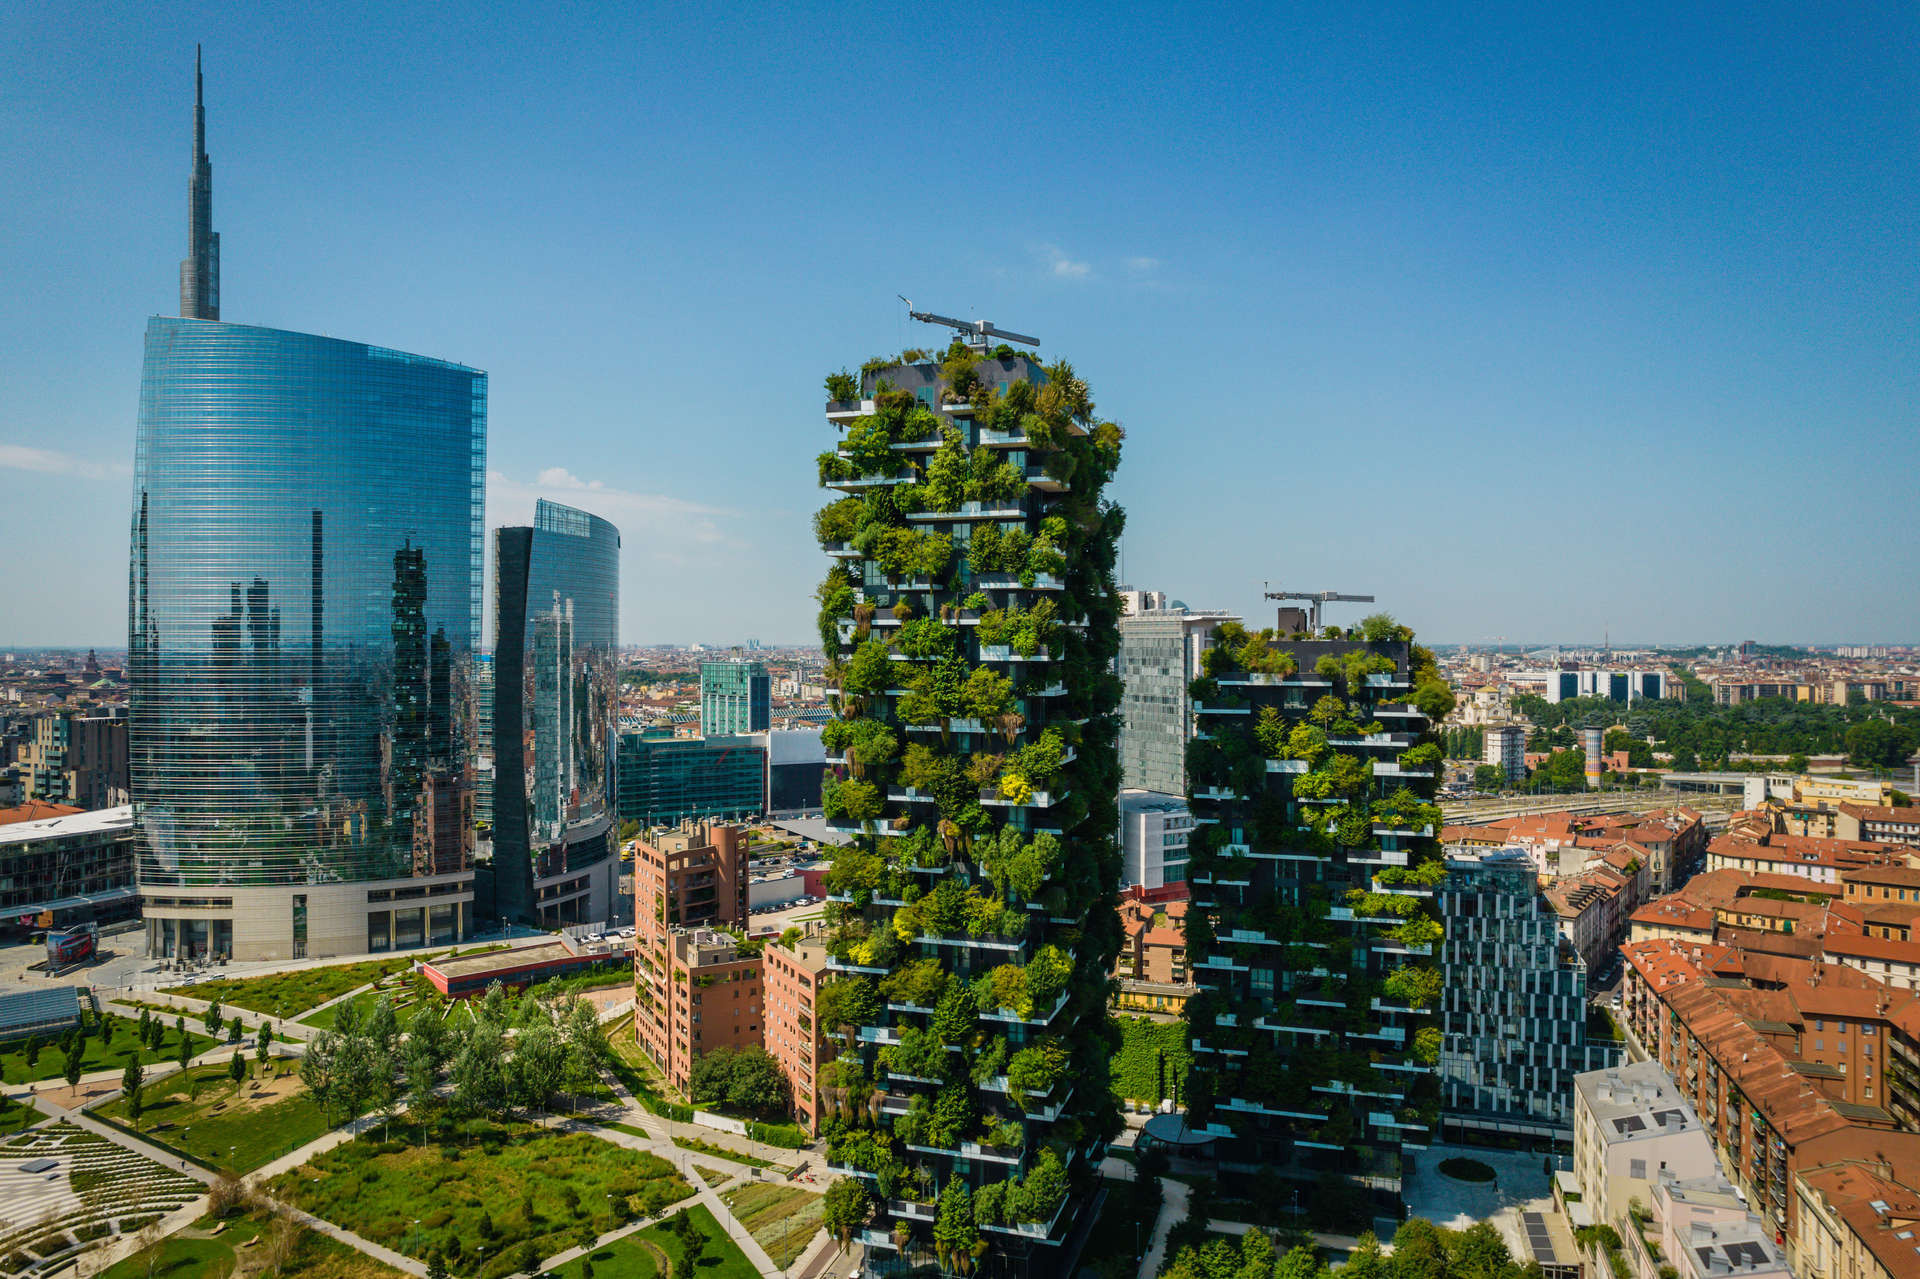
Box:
[179,44,220,320]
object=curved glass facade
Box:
[129,317,487,900]
[492,499,620,926]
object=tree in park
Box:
[228,1015,244,1044]
[174,1014,186,1042]
[23,1036,39,1068]
[817,1175,871,1244]
[425,1253,449,1279]
[229,1052,247,1088]
[177,1032,194,1072]
[121,1060,144,1121]
[64,1046,83,1089]
[138,1009,152,1042]
[203,998,222,1036]
[99,1016,114,1048]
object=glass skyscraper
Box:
[492,499,620,927]
[699,659,770,736]
[130,319,487,960]
[127,59,486,961]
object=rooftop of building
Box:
[1575,1059,1702,1141]
[1119,789,1190,816]
[0,803,131,844]
[1797,1161,1920,1279]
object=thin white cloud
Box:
[1039,244,1093,280]
[486,468,741,551]
[1124,256,1161,273]
[0,444,128,480]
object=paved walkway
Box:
[1136,1177,1190,1279]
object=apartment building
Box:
[761,932,829,1132]
[632,822,747,1075]
[1547,850,1651,971]
[1116,606,1238,795]
[1485,723,1527,782]
[1573,1061,1723,1230]
[1112,895,1192,1014]
[1619,937,1920,1236]
[1445,807,1704,894]
[1794,1161,1920,1279]
[656,929,763,1097]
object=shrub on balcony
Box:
[1006,1039,1068,1107]
[1389,916,1443,949]
[1382,966,1442,1008]
[818,450,855,483]
[841,639,893,698]
[934,1182,982,1270]
[895,618,956,660]
[824,778,884,825]
[825,369,861,402]
[881,959,948,1009]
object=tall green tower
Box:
[811,327,1126,1279]
[1181,618,1454,1229]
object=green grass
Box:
[91,1059,332,1172]
[299,973,445,1029]
[270,1114,694,1279]
[543,1205,756,1279]
[98,1207,407,1279]
[720,1182,822,1268]
[0,1018,215,1085]
[694,1162,733,1184]
[673,1135,772,1168]
[163,953,442,1019]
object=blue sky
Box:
[2,1,1915,647]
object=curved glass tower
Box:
[492,499,620,928]
[130,317,487,960]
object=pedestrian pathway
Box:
[1136,1178,1189,1279]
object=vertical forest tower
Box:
[813,325,1126,1279]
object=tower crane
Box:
[899,296,1040,350]
[1261,587,1375,632]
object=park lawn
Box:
[99,1207,407,1279]
[544,1205,756,1279]
[92,1059,331,1172]
[270,1115,694,1279]
[162,953,440,1019]
[0,1020,216,1085]
[720,1181,822,1268]
[298,974,444,1030]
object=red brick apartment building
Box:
[1621,937,1920,1236]
[629,820,829,1131]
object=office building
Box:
[759,728,826,816]
[701,659,770,737]
[1438,847,1615,1141]
[1485,724,1527,782]
[1522,669,1673,704]
[129,58,483,960]
[618,731,765,827]
[493,500,621,928]
[1117,605,1238,794]
[0,805,138,937]
[813,334,1126,1275]
[1119,789,1193,888]
[1182,629,1444,1216]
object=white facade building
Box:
[1119,790,1193,889]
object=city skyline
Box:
[3,4,1916,647]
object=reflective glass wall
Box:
[493,499,619,925]
[129,317,487,895]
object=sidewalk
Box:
[1136,1178,1190,1279]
